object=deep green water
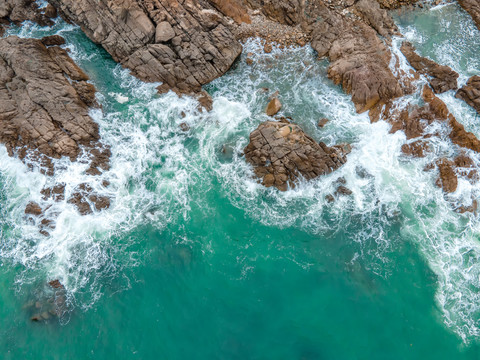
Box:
[2,2,480,359]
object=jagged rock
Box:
[455,153,479,181]
[456,75,480,114]
[401,140,429,157]
[458,0,480,31]
[48,0,243,95]
[375,0,419,8]
[25,202,43,216]
[44,4,57,18]
[335,185,353,196]
[41,183,66,202]
[436,158,458,193]
[266,98,282,116]
[244,119,350,191]
[40,35,66,47]
[400,41,458,93]
[0,36,107,172]
[0,0,53,26]
[264,42,273,53]
[68,183,110,215]
[310,3,403,113]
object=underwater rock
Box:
[266,98,282,116]
[244,118,350,191]
[30,280,69,322]
[456,75,480,114]
[400,41,458,93]
[48,0,243,95]
[317,118,329,128]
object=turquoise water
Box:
[2,3,480,358]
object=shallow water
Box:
[2,3,480,359]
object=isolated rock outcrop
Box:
[456,75,480,114]
[400,41,458,93]
[244,118,350,191]
[48,0,243,95]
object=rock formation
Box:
[47,0,243,96]
[309,3,403,114]
[244,118,350,191]
[0,36,105,166]
[0,0,54,27]
[458,0,480,30]
[456,75,480,114]
[400,41,458,93]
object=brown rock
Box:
[244,119,350,191]
[208,0,251,24]
[318,118,329,128]
[310,4,403,113]
[41,184,66,202]
[264,42,273,53]
[155,21,175,43]
[246,58,254,65]
[400,42,458,93]
[0,0,53,27]
[456,75,480,114]
[335,185,353,196]
[401,140,429,157]
[44,4,57,18]
[458,0,480,31]
[48,0,243,95]
[266,98,282,116]
[40,35,66,47]
[67,183,111,215]
[0,37,102,166]
[25,202,42,216]
[436,158,458,193]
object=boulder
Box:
[318,118,329,128]
[244,119,350,191]
[458,0,480,31]
[155,22,175,43]
[266,98,282,116]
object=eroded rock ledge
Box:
[0,36,111,225]
[244,118,351,191]
[456,75,480,114]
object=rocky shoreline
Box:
[1,0,480,213]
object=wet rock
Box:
[244,119,350,191]
[400,41,458,93]
[435,158,458,193]
[246,58,254,65]
[25,202,43,216]
[335,185,353,196]
[264,42,273,53]
[317,118,329,128]
[310,3,403,114]
[325,194,335,203]
[44,4,57,19]
[0,36,105,171]
[48,0,242,95]
[458,0,480,31]
[456,75,480,114]
[266,98,282,116]
[179,122,190,132]
[401,140,429,157]
[68,183,111,215]
[40,35,66,47]
[454,153,479,182]
[41,184,66,202]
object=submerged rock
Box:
[436,158,458,193]
[456,75,480,114]
[244,118,350,191]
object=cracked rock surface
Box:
[244,118,351,191]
